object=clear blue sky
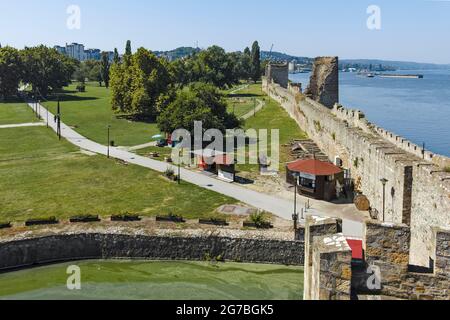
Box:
[1,0,449,64]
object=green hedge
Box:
[25,217,58,226]
[69,215,101,223]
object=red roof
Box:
[287,159,342,176]
[346,239,363,260]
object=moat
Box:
[0,260,304,300]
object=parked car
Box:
[156,139,167,147]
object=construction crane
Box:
[268,44,274,61]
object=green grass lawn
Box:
[0,101,38,125]
[43,82,161,147]
[227,98,259,118]
[0,126,236,222]
[235,84,307,174]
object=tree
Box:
[184,46,239,89]
[113,48,120,64]
[110,47,173,118]
[157,82,240,134]
[241,47,252,81]
[251,41,261,83]
[0,46,23,99]
[89,63,103,86]
[101,52,110,88]
[125,40,132,56]
[21,45,77,97]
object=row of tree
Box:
[0,45,77,99]
[172,41,261,88]
[109,41,261,133]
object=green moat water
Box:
[0,260,304,300]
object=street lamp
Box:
[56,97,61,140]
[380,178,389,222]
[292,172,300,229]
[107,125,111,158]
[177,147,183,185]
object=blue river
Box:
[290,70,450,157]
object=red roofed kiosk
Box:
[286,159,343,201]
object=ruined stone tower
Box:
[305,57,339,109]
[266,62,289,89]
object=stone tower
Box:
[305,57,339,109]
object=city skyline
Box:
[1,0,450,64]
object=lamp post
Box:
[380,178,388,222]
[178,147,183,185]
[107,125,111,158]
[56,97,61,140]
[292,173,300,229]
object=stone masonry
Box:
[302,216,343,300]
[305,217,450,300]
[263,58,450,267]
[304,57,339,108]
[265,62,289,89]
[0,233,305,272]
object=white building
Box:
[65,43,86,61]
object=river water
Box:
[0,260,304,300]
[290,70,450,157]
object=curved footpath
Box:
[25,101,363,237]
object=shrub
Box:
[76,83,86,92]
[111,213,141,222]
[0,222,11,229]
[247,211,273,229]
[164,167,176,180]
[156,212,185,223]
[444,166,450,173]
[70,215,100,223]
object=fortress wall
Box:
[0,233,305,272]
[263,79,450,267]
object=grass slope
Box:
[235,84,307,173]
[0,102,38,125]
[0,126,235,222]
[43,83,161,147]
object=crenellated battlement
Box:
[263,74,450,268]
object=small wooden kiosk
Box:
[286,159,343,201]
[193,149,235,183]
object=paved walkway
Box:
[241,99,265,120]
[119,141,157,151]
[0,122,45,129]
[25,100,364,237]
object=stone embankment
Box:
[0,224,304,271]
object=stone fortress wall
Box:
[263,59,450,268]
[303,216,450,300]
[0,233,305,272]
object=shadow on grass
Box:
[0,97,25,104]
[116,114,158,124]
[228,93,264,99]
[48,94,100,103]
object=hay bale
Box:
[354,195,370,211]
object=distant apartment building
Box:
[54,43,114,62]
